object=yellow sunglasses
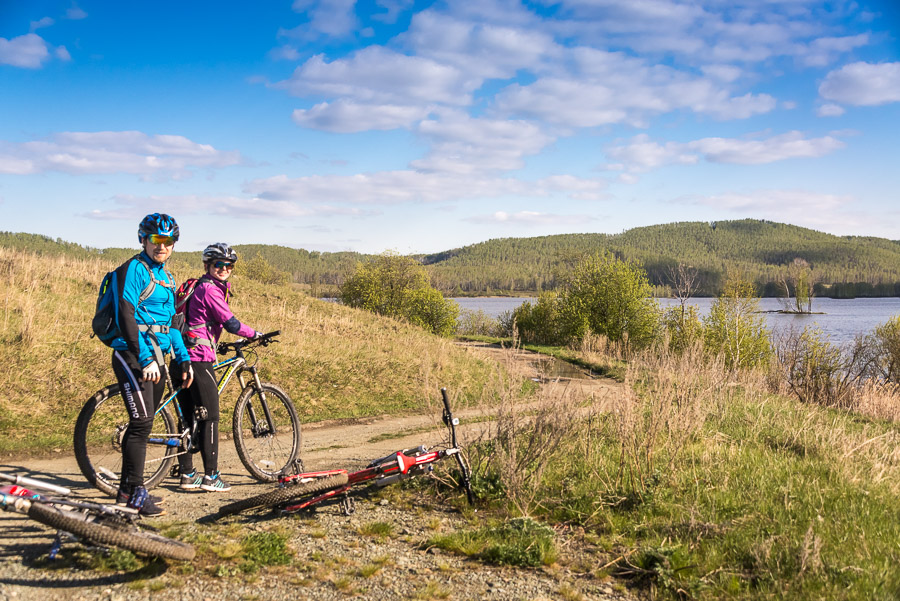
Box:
[147,234,175,246]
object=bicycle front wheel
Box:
[232,383,301,481]
[215,472,349,519]
[73,384,178,496]
[27,503,195,561]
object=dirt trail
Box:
[0,343,630,601]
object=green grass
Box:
[460,384,900,599]
[239,531,293,573]
[427,517,557,567]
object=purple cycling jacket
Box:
[183,274,257,362]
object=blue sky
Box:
[1,1,899,254]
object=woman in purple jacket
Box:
[171,243,261,492]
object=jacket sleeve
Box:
[206,284,257,339]
[115,259,152,367]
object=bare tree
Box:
[665,263,700,321]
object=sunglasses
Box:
[147,234,175,246]
[213,261,235,270]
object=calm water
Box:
[452,296,900,346]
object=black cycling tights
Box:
[112,351,166,488]
[171,361,221,476]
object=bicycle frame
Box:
[147,334,280,457]
[277,388,474,514]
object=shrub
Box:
[559,252,660,351]
[238,253,291,285]
[661,305,703,355]
[456,308,501,337]
[703,275,772,369]
[866,316,900,383]
[511,291,568,345]
[339,252,458,336]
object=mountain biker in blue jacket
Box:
[110,213,193,516]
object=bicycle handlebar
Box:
[217,330,281,354]
[0,472,71,496]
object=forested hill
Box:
[420,220,900,297]
[4,219,900,297]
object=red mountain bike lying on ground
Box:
[207,388,475,520]
[0,471,194,561]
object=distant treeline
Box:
[5,219,900,298]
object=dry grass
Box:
[0,246,503,454]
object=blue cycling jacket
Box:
[110,251,190,368]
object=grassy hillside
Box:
[0,246,500,455]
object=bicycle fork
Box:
[240,367,278,438]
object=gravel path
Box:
[1,344,635,601]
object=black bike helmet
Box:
[138,213,180,243]
[202,242,238,264]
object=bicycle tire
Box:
[74,384,178,496]
[214,472,349,518]
[27,502,195,561]
[232,383,301,481]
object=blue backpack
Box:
[91,254,173,346]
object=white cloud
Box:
[66,3,88,19]
[270,45,301,61]
[289,0,358,38]
[372,0,415,23]
[278,47,477,106]
[690,131,845,164]
[1,131,241,177]
[464,211,594,225]
[683,189,863,231]
[411,111,555,174]
[244,171,606,205]
[801,34,869,67]
[56,46,71,61]
[817,103,845,117]
[30,17,54,32]
[606,131,845,173]
[819,62,900,106]
[0,33,50,68]
[293,100,431,132]
[407,10,558,79]
[604,134,698,171]
[701,64,743,83]
[529,0,865,68]
[84,194,375,221]
[495,49,776,127]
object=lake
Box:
[451,296,900,347]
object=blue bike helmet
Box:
[138,213,179,243]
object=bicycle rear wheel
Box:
[27,502,195,561]
[232,383,301,481]
[73,385,178,496]
[214,472,349,519]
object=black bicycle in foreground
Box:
[1,471,195,560]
